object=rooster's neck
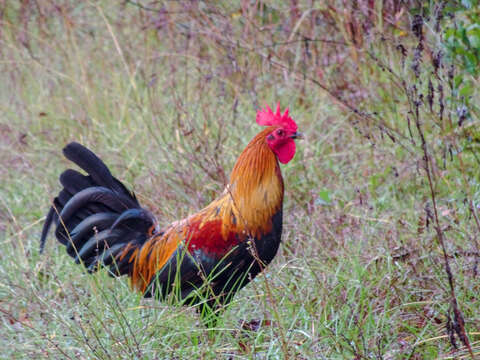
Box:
[227,128,284,223]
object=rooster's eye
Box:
[277,129,284,136]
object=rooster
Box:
[40,104,302,323]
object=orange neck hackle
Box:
[226,126,284,231]
[230,126,283,189]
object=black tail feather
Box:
[94,243,126,267]
[66,212,118,256]
[74,229,123,264]
[40,207,55,253]
[40,142,157,277]
[59,169,95,193]
[59,187,137,224]
[63,142,133,198]
[110,208,156,233]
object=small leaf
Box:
[467,24,480,48]
[444,28,456,41]
[464,52,478,74]
[459,80,474,97]
[316,189,331,206]
[454,74,464,89]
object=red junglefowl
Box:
[40,104,302,324]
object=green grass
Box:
[1,1,480,359]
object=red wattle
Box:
[275,139,296,164]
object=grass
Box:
[1,1,480,358]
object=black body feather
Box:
[145,210,283,309]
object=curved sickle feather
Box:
[66,212,118,256]
[59,187,135,225]
[74,229,123,264]
[110,208,155,233]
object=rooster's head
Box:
[256,103,303,164]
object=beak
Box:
[290,132,305,140]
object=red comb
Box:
[256,103,297,132]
